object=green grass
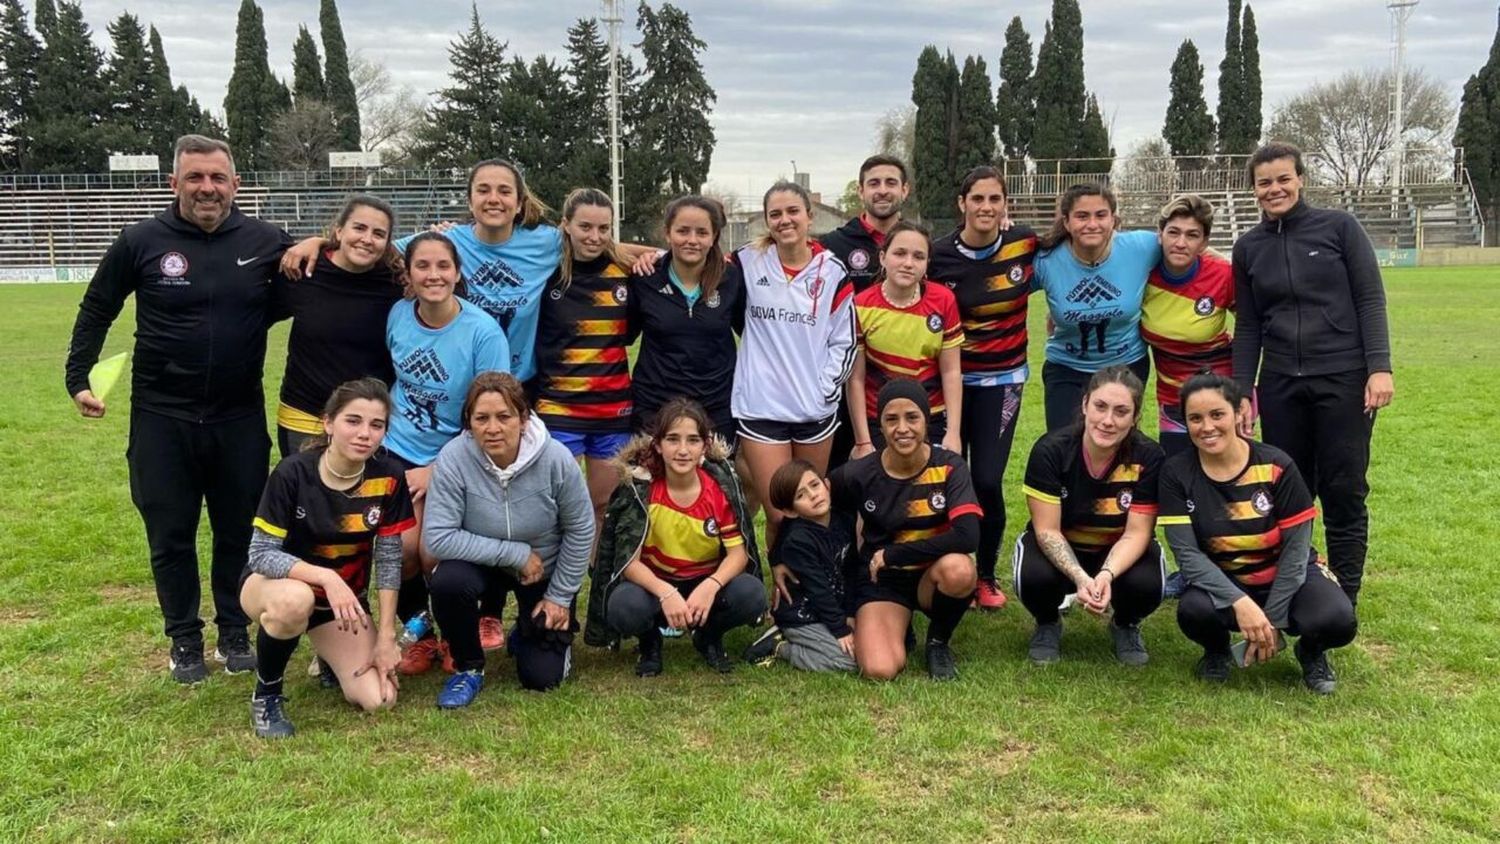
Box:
[1,267,1497,842]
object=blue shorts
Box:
[552,430,632,460]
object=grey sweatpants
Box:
[782,624,857,673]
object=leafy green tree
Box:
[291,25,325,104]
[501,55,572,206]
[224,0,288,169]
[634,2,715,198]
[0,0,41,169]
[319,0,359,149]
[995,16,1034,161]
[30,0,107,170]
[562,17,611,193]
[953,54,997,181]
[33,0,54,43]
[1163,39,1215,166]
[413,3,508,168]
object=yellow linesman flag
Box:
[89,352,129,401]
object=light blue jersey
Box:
[1033,229,1161,370]
[396,224,563,381]
[384,298,511,465]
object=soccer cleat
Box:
[1110,622,1150,666]
[316,657,341,690]
[397,637,443,676]
[479,616,506,652]
[250,694,295,738]
[741,626,785,667]
[213,628,256,675]
[1027,621,1063,665]
[1162,570,1188,600]
[693,630,734,673]
[1296,641,1337,695]
[169,638,209,684]
[974,578,1008,611]
[635,630,664,678]
[437,669,485,709]
[925,639,958,681]
[1195,650,1232,683]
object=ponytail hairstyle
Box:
[558,188,629,291]
[304,377,393,452]
[642,397,714,480]
[662,195,727,300]
[755,179,814,249]
[326,193,405,283]
[468,158,553,229]
[1039,182,1119,250]
[402,231,466,300]
[1070,364,1145,464]
[871,219,932,286]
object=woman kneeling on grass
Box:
[588,398,765,676]
[1015,365,1166,667]
[829,379,980,681]
[240,378,415,738]
[1163,373,1357,694]
[422,372,595,708]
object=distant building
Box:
[723,193,847,252]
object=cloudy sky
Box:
[72,0,1499,203]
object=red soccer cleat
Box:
[975,579,1008,611]
[479,616,506,652]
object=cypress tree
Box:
[1240,5,1261,150]
[562,17,610,192]
[413,3,507,168]
[0,0,41,169]
[1030,0,1087,169]
[1077,92,1112,172]
[319,0,359,149]
[953,54,997,182]
[634,2,716,195]
[1163,39,1215,166]
[30,0,106,170]
[146,26,216,158]
[292,25,325,104]
[33,0,54,43]
[911,45,952,220]
[995,16,1034,161]
[224,0,286,170]
[1455,10,1500,231]
[1216,0,1245,155]
[101,13,154,155]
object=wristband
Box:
[854,440,872,446]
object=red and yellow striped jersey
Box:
[928,226,1038,384]
[640,468,744,581]
[854,281,963,418]
[534,255,633,432]
[1141,254,1235,410]
[1023,428,1164,558]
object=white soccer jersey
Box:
[730,241,857,423]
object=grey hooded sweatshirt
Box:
[423,415,594,607]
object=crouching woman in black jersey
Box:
[1015,366,1166,667]
[1163,373,1357,694]
[830,379,980,681]
[240,378,415,738]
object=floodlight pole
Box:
[604,0,624,221]
[1388,0,1418,188]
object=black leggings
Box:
[606,573,766,641]
[960,383,1024,581]
[1176,569,1357,659]
[1258,369,1373,603]
[1012,530,1166,625]
[428,559,575,691]
[1041,356,1151,432]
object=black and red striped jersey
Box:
[534,254,634,433]
[927,226,1038,386]
[1022,428,1164,557]
[830,448,982,569]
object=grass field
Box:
[1,267,1498,842]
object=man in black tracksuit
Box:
[1232,142,1394,608]
[65,135,293,682]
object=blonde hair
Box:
[1157,193,1215,238]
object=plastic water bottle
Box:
[397,611,433,648]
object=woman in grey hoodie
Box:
[423,372,595,708]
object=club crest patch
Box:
[929,491,947,511]
[365,505,382,527]
[849,249,870,270]
[703,516,720,537]
[705,291,721,309]
[1009,265,1025,283]
[1195,296,1215,316]
[160,252,188,277]
[1252,489,1273,515]
[926,313,944,332]
[613,284,628,304]
[1117,489,1134,510]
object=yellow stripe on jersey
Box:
[857,305,946,362]
[339,513,373,533]
[642,503,736,574]
[561,347,617,364]
[576,319,627,336]
[252,517,287,538]
[1157,514,1192,526]
[590,290,623,307]
[1207,533,1277,552]
[1023,484,1061,504]
[906,498,937,518]
[916,466,950,486]
[1237,464,1278,485]
[997,239,1034,262]
[895,527,943,543]
[549,376,598,393]
[276,402,324,435]
[1092,497,1125,517]
[968,298,1025,317]
[1224,500,1264,520]
[1108,464,1141,483]
[1142,286,1229,344]
[313,543,364,557]
[353,477,397,498]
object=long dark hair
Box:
[1069,365,1145,464]
[1039,182,1119,250]
[643,397,714,480]
[662,195,727,300]
[1179,371,1245,413]
[303,377,393,452]
[402,232,466,299]
[326,193,405,282]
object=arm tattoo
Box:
[1038,532,1087,586]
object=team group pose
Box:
[66,134,1392,737]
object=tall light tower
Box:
[603,0,624,220]
[1388,0,1419,188]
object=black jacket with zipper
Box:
[1230,199,1392,389]
[626,254,745,426]
[65,203,293,422]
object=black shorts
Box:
[240,567,370,631]
[849,565,924,611]
[737,415,839,446]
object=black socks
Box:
[254,626,300,698]
[925,588,972,644]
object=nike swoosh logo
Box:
[237,257,257,266]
